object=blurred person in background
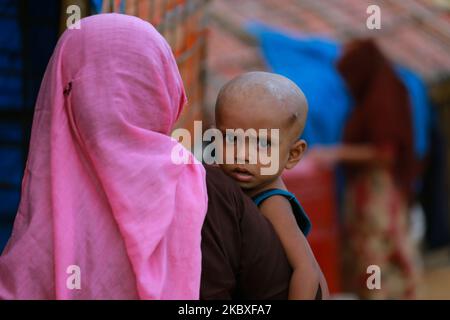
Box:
[309,39,420,299]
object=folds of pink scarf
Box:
[0,14,207,300]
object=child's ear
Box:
[285,139,307,170]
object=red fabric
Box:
[337,39,416,197]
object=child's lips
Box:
[230,168,254,183]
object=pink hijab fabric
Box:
[0,14,207,299]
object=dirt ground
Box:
[418,266,450,299]
[415,248,450,299]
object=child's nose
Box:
[234,141,257,164]
[235,154,250,164]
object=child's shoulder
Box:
[252,189,312,236]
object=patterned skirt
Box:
[342,168,420,299]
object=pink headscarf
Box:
[0,14,207,299]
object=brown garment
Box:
[337,39,416,198]
[200,165,292,299]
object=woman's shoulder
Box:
[201,166,291,300]
[204,165,233,186]
[204,165,243,203]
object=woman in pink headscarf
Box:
[0,14,208,299]
[0,13,298,301]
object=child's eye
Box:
[258,139,271,148]
[225,133,236,144]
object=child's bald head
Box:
[215,72,309,190]
[215,71,308,140]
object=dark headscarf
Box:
[337,39,416,197]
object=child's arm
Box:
[259,193,322,299]
[318,270,330,299]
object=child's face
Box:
[216,93,306,191]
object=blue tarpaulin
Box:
[247,23,431,158]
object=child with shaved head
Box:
[215,71,328,299]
